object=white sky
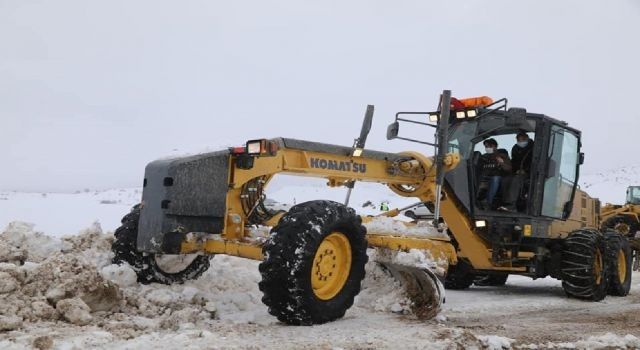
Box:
[1,0,639,192]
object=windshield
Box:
[627,187,640,205]
[448,121,477,160]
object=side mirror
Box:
[579,152,585,165]
[387,121,399,140]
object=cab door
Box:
[540,125,581,220]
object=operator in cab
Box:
[478,138,512,210]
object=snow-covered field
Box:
[0,165,631,236]
[1,174,640,349]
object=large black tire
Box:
[561,229,609,301]
[111,205,211,285]
[444,260,475,290]
[605,233,633,296]
[602,215,640,237]
[258,200,368,325]
[474,274,509,287]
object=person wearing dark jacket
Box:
[511,132,534,175]
[478,138,512,208]
[502,132,534,211]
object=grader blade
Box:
[377,262,445,320]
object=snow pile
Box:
[0,222,422,335]
[0,221,65,263]
[390,248,448,276]
[363,215,449,239]
[0,221,270,336]
[354,251,413,314]
[0,222,121,330]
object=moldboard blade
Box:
[376,262,445,320]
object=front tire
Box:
[258,200,368,325]
[605,233,632,296]
[111,205,211,285]
[561,229,609,301]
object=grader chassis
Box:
[112,90,633,325]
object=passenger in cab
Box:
[501,132,534,212]
[478,138,512,209]
[511,132,534,175]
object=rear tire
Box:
[111,205,211,285]
[561,229,608,301]
[444,261,475,290]
[605,233,632,296]
[602,215,639,237]
[258,200,368,325]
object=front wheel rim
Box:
[618,249,627,283]
[311,232,352,300]
[614,222,631,235]
[594,249,603,285]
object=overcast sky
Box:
[1,0,639,192]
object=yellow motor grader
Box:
[112,90,633,325]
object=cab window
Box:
[626,187,640,205]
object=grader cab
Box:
[112,90,633,325]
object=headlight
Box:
[246,140,263,155]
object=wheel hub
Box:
[614,223,631,235]
[311,232,352,300]
[594,249,603,285]
[618,249,627,283]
